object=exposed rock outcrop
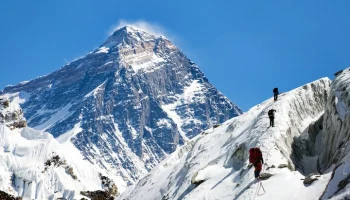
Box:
[0,191,22,200]
[0,95,26,129]
[80,190,114,200]
[303,173,319,185]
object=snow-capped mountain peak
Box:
[102,25,163,49]
[1,26,242,191]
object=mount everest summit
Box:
[0,26,242,197]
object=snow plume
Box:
[109,20,168,38]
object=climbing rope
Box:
[253,144,275,200]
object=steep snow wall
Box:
[319,68,350,199]
[0,98,121,200]
[320,68,350,169]
[119,78,331,200]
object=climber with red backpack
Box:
[249,148,264,179]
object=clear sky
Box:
[0,1,349,111]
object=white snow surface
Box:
[119,78,332,200]
[95,46,110,54]
[0,98,122,199]
[32,103,73,131]
[0,93,24,116]
[0,93,27,128]
[332,69,350,121]
[120,50,166,73]
[0,125,106,200]
[161,80,207,142]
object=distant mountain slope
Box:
[1,26,242,186]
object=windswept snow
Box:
[121,51,166,73]
[32,103,73,131]
[56,122,82,143]
[161,101,189,141]
[84,81,107,98]
[183,80,205,103]
[95,46,110,54]
[119,78,332,200]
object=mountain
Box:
[119,77,337,200]
[0,26,242,189]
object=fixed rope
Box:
[253,144,275,200]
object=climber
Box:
[249,148,264,179]
[268,109,276,127]
[273,88,279,101]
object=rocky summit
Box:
[1,26,242,186]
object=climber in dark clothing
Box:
[273,88,279,101]
[268,109,276,127]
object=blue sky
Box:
[0,0,349,111]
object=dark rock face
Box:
[303,173,319,185]
[1,26,242,184]
[0,191,22,200]
[80,190,114,200]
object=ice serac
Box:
[319,68,350,199]
[1,26,242,186]
[0,95,119,200]
[118,78,332,200]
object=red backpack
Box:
[249,148,262,163]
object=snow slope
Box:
[119,78,332,200]
[0,96,120,200]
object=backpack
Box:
[249,148,262,164]
[268,110,273,116]
[273,88,278,93]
